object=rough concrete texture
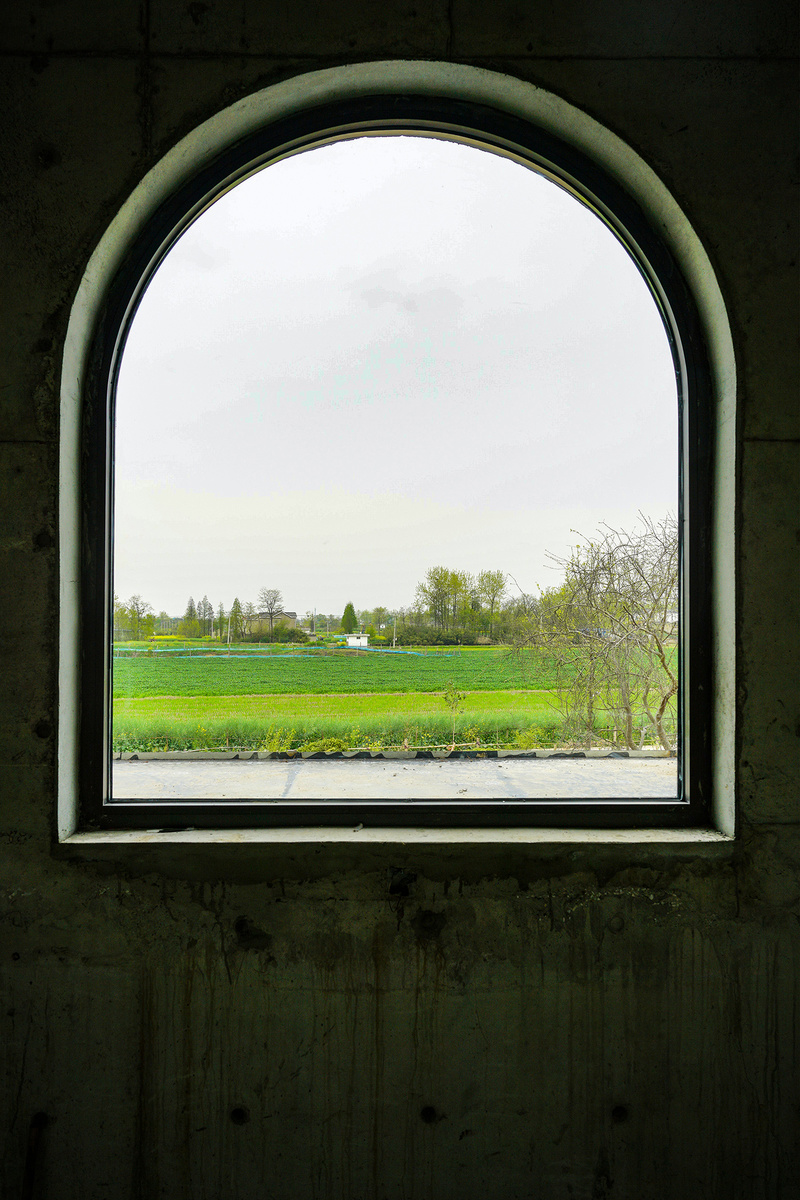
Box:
[1,2,798,1197]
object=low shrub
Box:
[395,625,479,647]
[250,626,309,644]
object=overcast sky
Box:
[114,135,677,618]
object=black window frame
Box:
[79,94,714,831]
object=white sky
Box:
[114,135,677,617]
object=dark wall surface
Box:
[1,3,798,1197]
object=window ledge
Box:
[57,826,734,883]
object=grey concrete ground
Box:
[113,756,678,800]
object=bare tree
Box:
[521,515,679,750]
[256,588,283,636]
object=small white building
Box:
[346,633,369,648]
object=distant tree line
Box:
[113,586,307,644]
[174,588,308,643]
[113,593,155,641]
[113,572,523,646]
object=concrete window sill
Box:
[56,826,734,883]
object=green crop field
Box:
[112,647,558,699]
[115,691,551,720]
[112,690,563,752]
[111,645,675,752]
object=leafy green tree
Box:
[371,605,389,630]
[341,602,357,634]
[112,593,130,640]
[271,623,309,644]
[477,569,507,640]
[415,568,485,636]
[179,596,199,639]
[448,569,473,631]
[128,594,154,640]
[216,601,226,640]
[229,597,244,641]
[198,595,213,636]
[415,566,451,629]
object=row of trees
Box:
[305,602,379,637]
[180,596,215,638]
[113,594,156,641]
[413,567,508,638]
[300,575,518,646]
[116,578,520,647]
[177,588,289,641]
[115,590,368,643]
[114,586,291,642]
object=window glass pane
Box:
[112,135,678,800]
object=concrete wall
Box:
[1,3,797,1197]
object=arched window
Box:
[67,84,723,832]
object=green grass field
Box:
[112,690,562,752]
[111,648,563,750]
[111,644,674,752]
[112,647,558,698]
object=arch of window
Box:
[62,77,728,834]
